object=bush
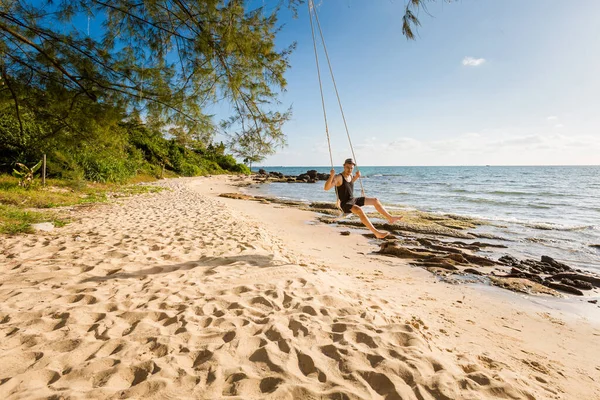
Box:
[179,162,202,176]
[200,158,225,174]
[215,154,238,170]
[228,163,251,174]
[77,151,138,183]
[46,150,85,181]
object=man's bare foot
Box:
[388,216,403,224]
[374,231,389,239]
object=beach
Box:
[1,175,599,399]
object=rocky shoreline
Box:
[254,169,330,183]
[222,177,600,302]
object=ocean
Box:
[246,166,600,273]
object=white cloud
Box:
[389,137,422,150]
[462,57,486,67]
[261,125,600,166]
[555,124,564,128]
[547,116,558,120]
[487,135,545,149]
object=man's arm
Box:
[324,169,339,191]
[352,170,361,183]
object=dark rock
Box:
[543,281,584,296]
[445,253,469,264]
[464,268,484,275]
[461,253,497,267]
[560,278,576,287]
[417,238,463,254]
[416,261,459,271]
[310,202,339,210]
[573,280,593,290]
[551,272,600,288]
[306,170,318,179]
[540,255,572,272]
[498,255,519,265]
[471,241,508,248]
[317,173,330,181]
[589,300,598,304]
[340,231,350,236]
[258,169,267,175]
[510,268,543,283]
[377,241,433,259]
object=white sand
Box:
[0,175,598,399]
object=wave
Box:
[487,190,550,197]
[366,173,404,177]
[521,222,597,232]
[527,204,553,209]
[580,206,600,212]
[564,225,599,232]
[444,212,598,233]
[487,190,572,198]
[449,188,472,193]
[459,197,550,208]
[522,222,559,230]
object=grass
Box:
[0,204,68,234]
[0,175,165,235]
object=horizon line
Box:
[254,164,600,168]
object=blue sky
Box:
[219,0,600,166]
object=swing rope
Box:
[308,0,342,214]
[308,0,366,199]
[308,0,334,171]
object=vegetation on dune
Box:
[0,174,165,234]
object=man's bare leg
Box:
[364,198,403,224]
[351,205,389,239]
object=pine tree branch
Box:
[0,19,98,100]
[1,67,24,138]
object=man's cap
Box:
[344,158,355,165]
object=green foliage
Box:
[46,150,86,182]
[0,203,68,235]
[1,0,295,160]
[229,163,251,174]
[1,2,294,182]
[77,152,134,183]
[0,111,44,165]
[216,154,238,171]
[12,160,42,189]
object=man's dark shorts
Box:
[341,197,365,213]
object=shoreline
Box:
[247,167,600,274]
[235,177,600,304]
[1,175,599,399]
[229,178,600,323]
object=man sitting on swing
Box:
[324,158,402,239]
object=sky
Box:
[216,0,600,167]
